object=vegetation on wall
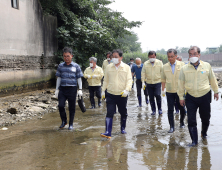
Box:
[39,0,142,69]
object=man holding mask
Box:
[178,46,219,146]
[131,58,149,107]
[142,51,163,115]
[55,47,83,130]
[84,57,104,109]
[100,49,132,139]
[161,49,185,133]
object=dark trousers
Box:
[106,92,128,118]
[88,86,101,106]
[58,86,77,124]
[186,91,211,128]
[166,92,185,124]
[132,77,134,88]
[146,83,161,103]
[136,79,148,97]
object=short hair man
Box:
[100,49,132,138]
[161,49,186,133]
[84,57,104,109]
[178,46,219,146]
[141,51,163,115]
[176,56,183,61]
[131,58,149,107]
[55,47,83,130]
[102,51,112,75]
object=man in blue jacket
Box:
[128,58,136,89]
[131,58,149,107]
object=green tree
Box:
[116,32,142,53]
[39,0,142,69]
[219,45,222,53]
[156,48,166,55]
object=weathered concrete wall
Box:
[0,0,58,97]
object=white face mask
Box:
[137,64,141,68]
[107,58,110,61]
[90,63,93,67]
[149,58,156,63]
[112,58,119,65]
[131,62,134,64]
[190,57,199,64]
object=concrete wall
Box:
[0,0,57,97]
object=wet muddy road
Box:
[1,87,222,170]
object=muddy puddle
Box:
[0,87,222,169]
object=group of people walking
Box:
[55,46,219,147]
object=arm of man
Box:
[161,67,166,91]
[141,65,145,83]
[83,68,89,79]
[177,68,186,106]
[97,67,104,80]
[126,66,133,91]
[209,65,219,100]
[102,66,109,92]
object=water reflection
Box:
[0,86,219,169]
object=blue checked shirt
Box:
[56,61,83,86]
[170,61,176,74]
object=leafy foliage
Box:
[116,32,142,53]
[39,0,142,69]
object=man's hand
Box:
[214,93,219,101]
[78,90,83,97]
[92,75,98,78]
[121,90,129,97]
[161,89,166,97]
[102,91,105,100]
[87,75,92,79]
[180,100,185,107]
[142,82,146,90]
[55,90,59,99]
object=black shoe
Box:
[151,111,156,115]
[168,127,174,133]
[90,105,95,109]
[59,121,67,129]
[201,132,207,139]
[98,101,102,107]
[68,124,74,130]
[180,122,185,128]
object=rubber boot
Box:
[168,116,174,133]
[201,123,209,139]
[68,112,75,130]
[59,107,67,129]
[150,101,156,115]
[100,117,113,139]
[145,96,149,105]
[175,101,179,114]
[121,116,127,134]
[157,100,162,115]
[188,127,198,146]
[137,96,142,107]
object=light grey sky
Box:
[108,0,222,52]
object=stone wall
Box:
[0,0,58,97]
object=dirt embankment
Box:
[0,89,89,127]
